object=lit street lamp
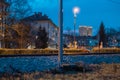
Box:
[73,7,80,47]
[73,7,80,17]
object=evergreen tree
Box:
[98,22,106,47]
[35,26,48,49]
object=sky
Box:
[29,0,120,35]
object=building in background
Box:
[63,26,97,49]
[79,26,92,36]
[23,12,58,49]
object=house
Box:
[23,12,59,49]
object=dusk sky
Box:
[29,0,120,35]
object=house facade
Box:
[23,12,59,49]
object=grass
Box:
[91,47,120,53]
[0,63,120,80]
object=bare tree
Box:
[8,0,31,20]
[0,0,9,48]
[11,21,31,48]
[6,0,31,48]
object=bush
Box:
[91,48,120,53]
[0,48,90,55]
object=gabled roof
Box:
[22,12,50,22]
[22,12,58,29]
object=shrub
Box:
[91,48,120,53]
[0,48,90,55]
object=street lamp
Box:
[73,7,80,48]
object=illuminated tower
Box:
[79,26,92,36]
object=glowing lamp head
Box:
[73,7,80,17]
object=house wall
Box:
[30,20,58,49]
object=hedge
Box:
[0,48,119,56]
[0,48,90,55]
[91,48,120,53]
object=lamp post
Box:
[73,7,80,47]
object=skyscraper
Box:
[79,26,92,36]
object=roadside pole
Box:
[58,0,63,67]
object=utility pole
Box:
[58,0,63,67]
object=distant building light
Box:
[79,26,92,36]
[36,36,38,39]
